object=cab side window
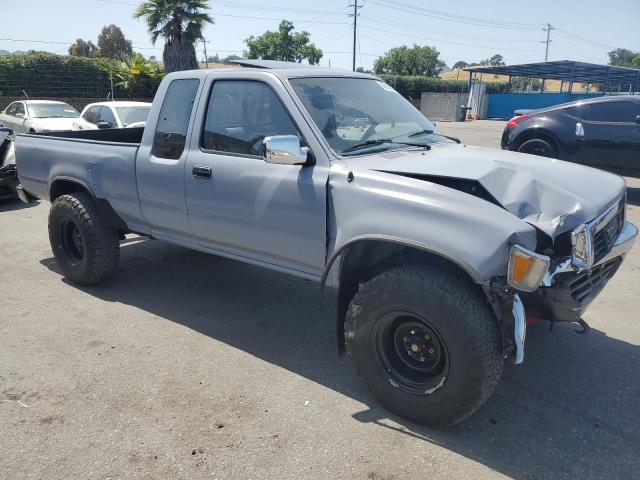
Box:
[202,80,300,156]
[152,79,200,159]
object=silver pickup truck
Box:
[15,62,637,427]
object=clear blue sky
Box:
[2,0,639,70]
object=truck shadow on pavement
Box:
[41,239,640,479]
[0,197,39,212]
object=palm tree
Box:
[134,0,213,73]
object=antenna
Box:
[22,90,29,99]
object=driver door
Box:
[185,78,328,278]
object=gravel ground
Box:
[2,120,640,479]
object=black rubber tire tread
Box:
[48,192,120,285]
[517,138,558,158]
[345,264,503,427]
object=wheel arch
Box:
[321,236,492,354]
[49,177,128,232]
[514,127,563,156]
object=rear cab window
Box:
[152,79,200,159]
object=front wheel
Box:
[48,192,120,285]
[345,265,503,427]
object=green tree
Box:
[244,20,322,64]
[452,60,468,70]
[608,48,639,67]
[134,0,214,73]
[97,53,164,90]
[68,38,98,57]
[221,54,242,63]
[97,24,133,59]
[373,45,442,76]
[478,54,505,67]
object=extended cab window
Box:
[202,80,300,156]
[152,78,199,159]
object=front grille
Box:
[567,258,622,303]
[593,199,625,264]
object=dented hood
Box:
[341,143,626,238]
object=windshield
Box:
[289,77,451,156]
[115,106,151,126]
[27,103,79,119]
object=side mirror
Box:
[15,112,25,119]
[263,135,311,166]
[96,121,112,129]
[635,114,640,125]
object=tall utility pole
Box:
[542,23,553,62]
[202,38,209,68]
[349,1,362,71]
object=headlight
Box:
[507,245,550,292]
[571,224,594,270]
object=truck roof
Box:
[166,59,377,81]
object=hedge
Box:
[0,53,162,99]
[379,74,510,98]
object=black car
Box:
[501,95,640,176]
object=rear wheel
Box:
[48,192,120,285]
[517,138,557,158]
[345,265,503,427]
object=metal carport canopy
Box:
[464,60,640,90]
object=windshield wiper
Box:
[408,129,461,144]
[341,138,430,154]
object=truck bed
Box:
[15,127,147,232]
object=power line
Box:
[365,0,541,30]
[357,23,535,52]
[360,12,542,44]
[554,28,616,50]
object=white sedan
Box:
[73,101,152,130]
[0,100,80,133]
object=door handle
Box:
[192,166,212,179]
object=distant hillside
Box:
[440,68,597,93]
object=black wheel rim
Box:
[522,142,552,157]
[60,219,84,265]
[373,311,449,395]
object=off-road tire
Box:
[48,192,120,285]
[345,265,503,427]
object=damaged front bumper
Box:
[524,220,637,323]
[505,219,637,364]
